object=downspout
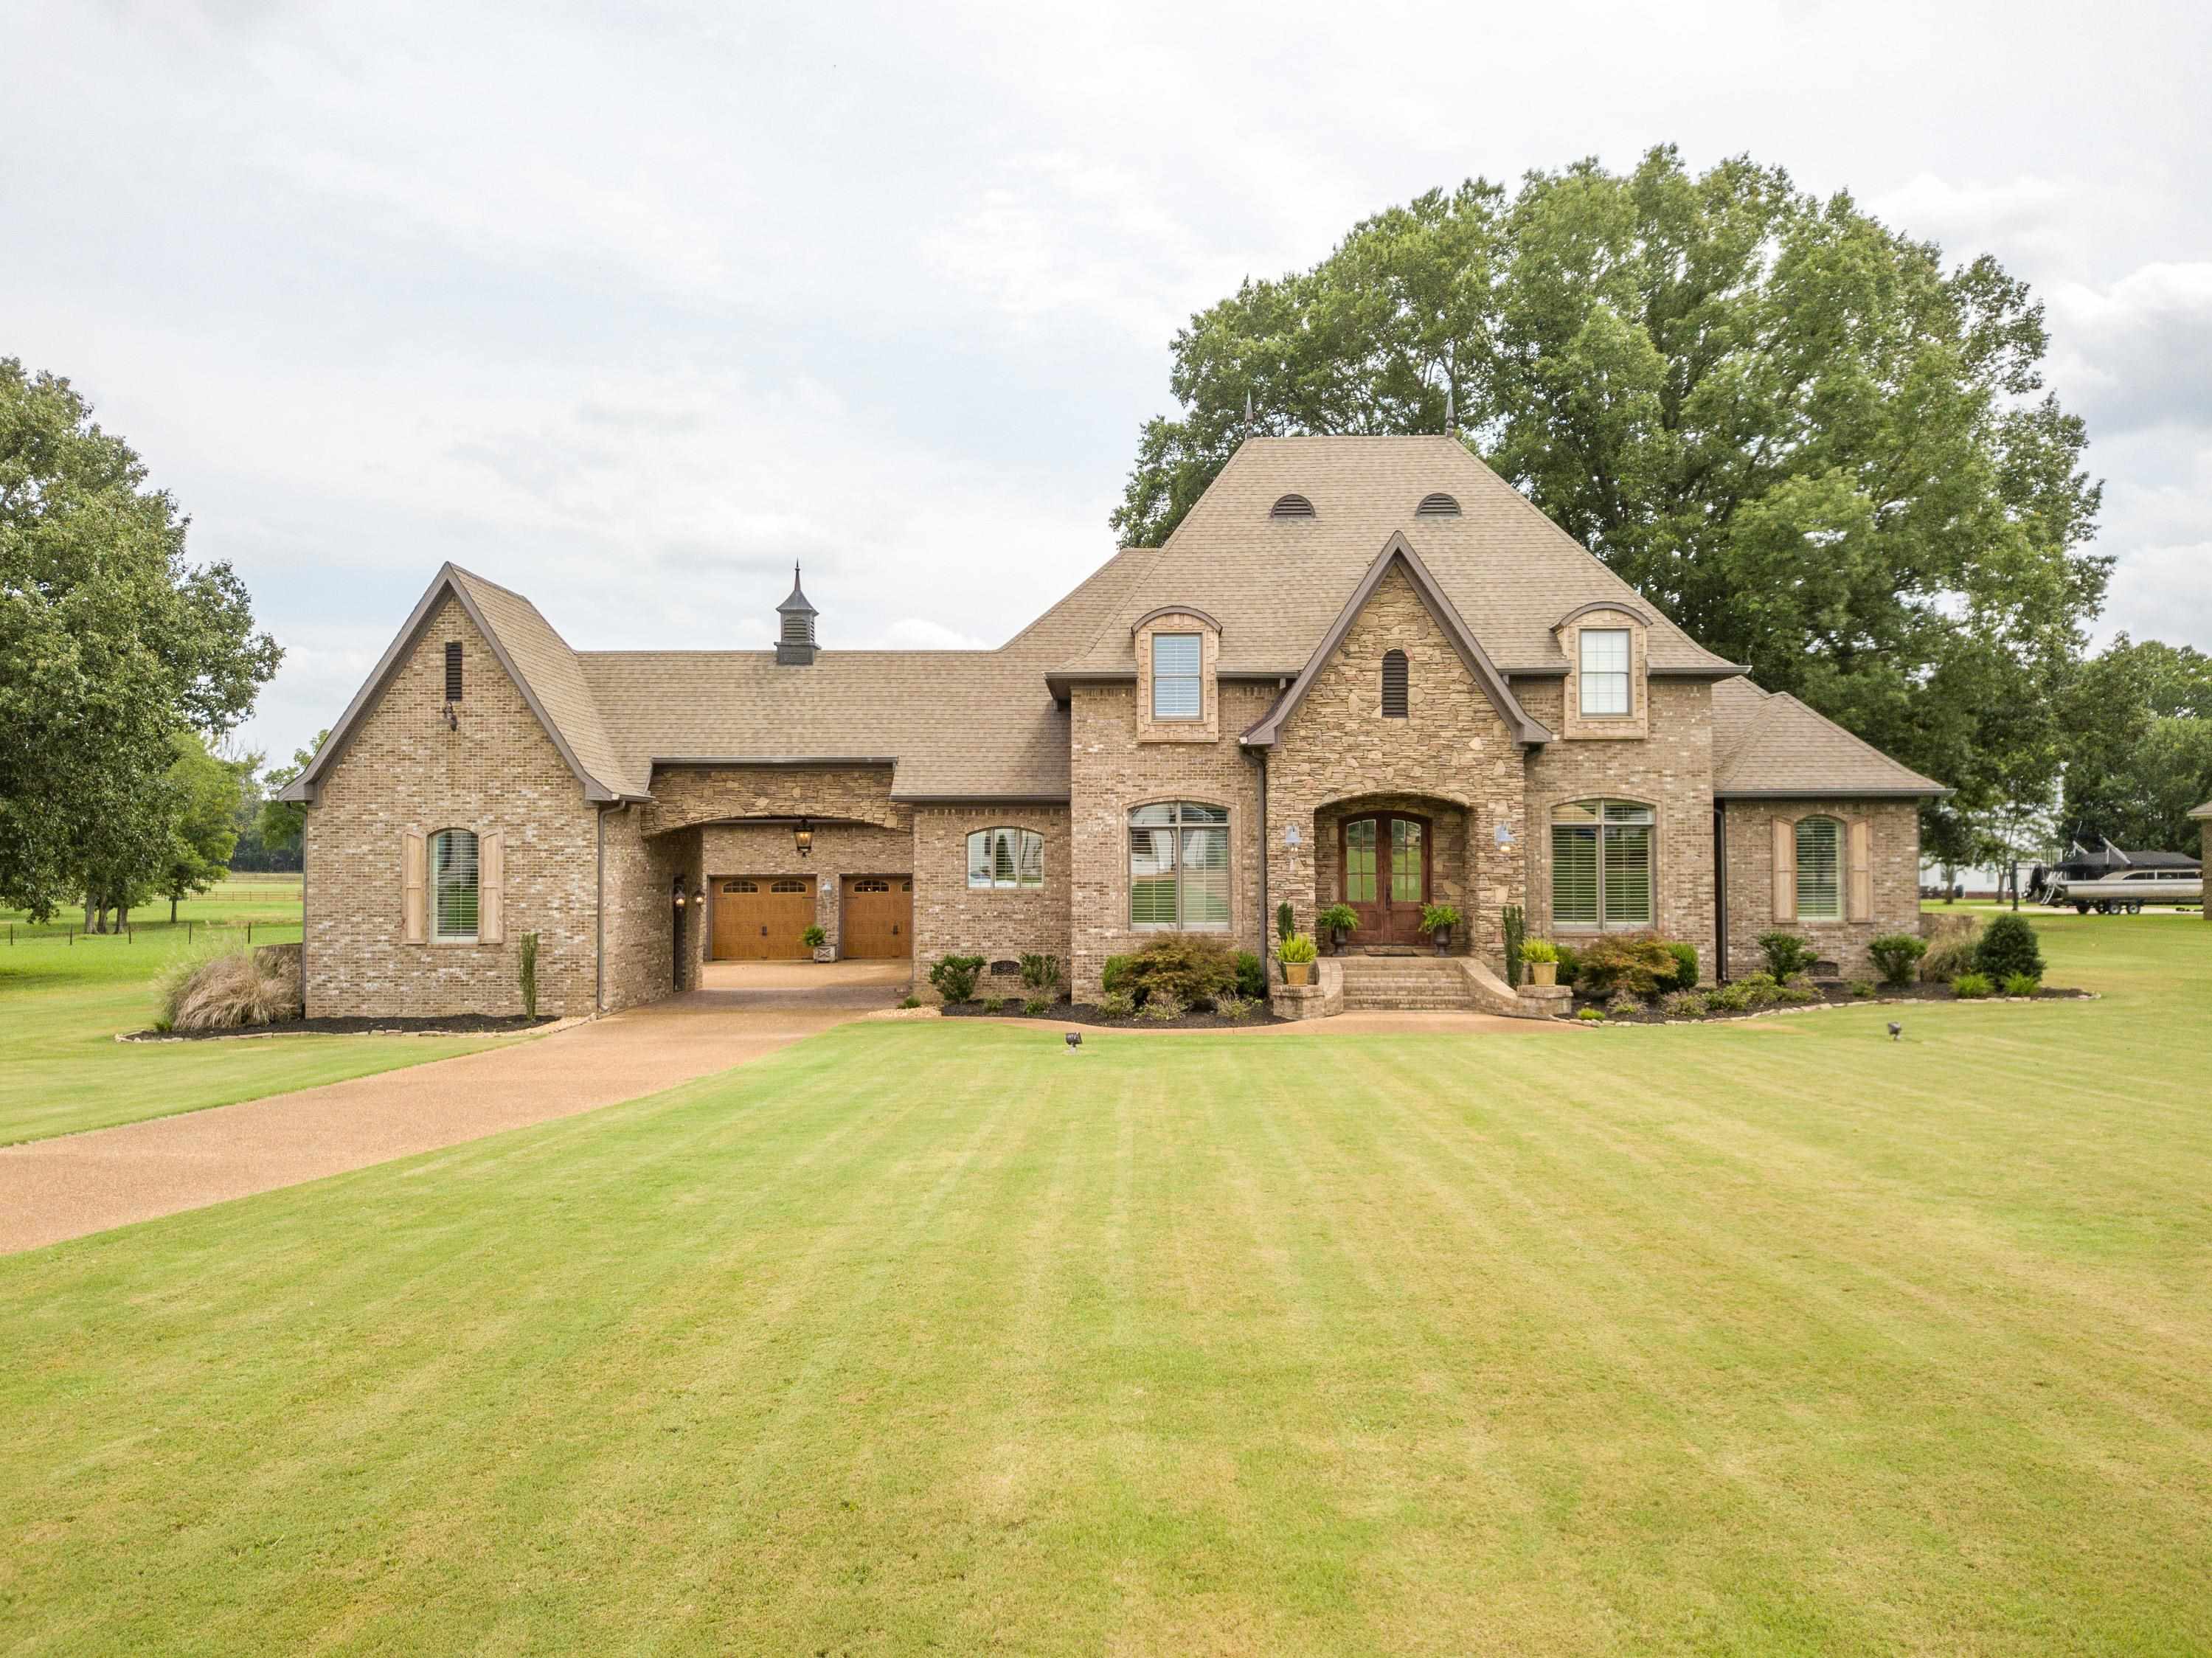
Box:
[595,805,607,1013]
[1252,742,1269,975]
[1712,800,1728,982]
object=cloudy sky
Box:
[7,0,2209,764]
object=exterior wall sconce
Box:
[794,817,814,858]
[672,876,688,909]
[440,701,460,732]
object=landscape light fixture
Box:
[794,817,814,858]
[1064,1032,1082,1051]
[1887,1021,1902,1041]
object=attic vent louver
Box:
[1270,493,1316,519]
[775,562,818,665]
[1415,493,1461,516]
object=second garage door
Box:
[711,877,815,960]
[842,875,912,959]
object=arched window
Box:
[430,828,479,941]
[1129,802,1230,929]
[1550,800,1653,929]
[1381,650,1409,718]
[1794,816,1844,921]
[967,828,1044,889]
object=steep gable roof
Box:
[1241,533,1550,747]
[1710,676,1949,799]
[277,564,641,805]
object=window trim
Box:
[1150,632,1203,721]
[1577,628,1632,718]
[966,827,1046,890]
[429,827,480,944]
[1549,798,1656,932]
[1128,800,1232,932]
[1793,814,1845,923]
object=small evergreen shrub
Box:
[1276,901,1294,943]
[1974,915,2046,983]
[898,995,921,1010]
[1095,991,1135,1019]
[1019,954,1061,993]
[1848,979,1876,999]
[1101,954,1134,993]
[1867,932,1927,986]
[1233,951,1266,999]
[1778,984,1818,1005]
[979,995,1005,1014]
[1660,940,1699,991]
[1736,971,1780,1009]
[1658,989,1709,1019]
[518,931,540,1020]
[1604,990,1644,1018]
[1575,936,1681,996]
[1555,943,1581,987]
[1709,982,1752,1012]
[1757,931,1817,979]
[1122,934,1238,1007]
[1576,1005,1606,1021]
[1952,971,1994,999]
[1022,996,1050,1016]
[1136,989,1186,1022]
[927,954,985,1003]
[2002,973,2040,998]
[1502,904,1525,987]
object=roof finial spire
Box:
[1243,388,1253,435]
[1444,381,1455,434]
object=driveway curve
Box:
[0,962,907,1255]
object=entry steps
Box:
[1336,954,1479,1012]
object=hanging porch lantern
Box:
[794,816,814,858]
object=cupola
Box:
[776,563,818,665]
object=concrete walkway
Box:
[0,961,909,1255]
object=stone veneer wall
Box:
[600,808,697,1010]
[910,805,1072,996]
[1312,796,1472,947]
[1516,676,1718,979]
[303,597,599,1019]
[642,764,906,836]
[1721,797,1922,980]
[1068,681,1271,1000]
[1265,563,1528,968]
[698,819,913,959]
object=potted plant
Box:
[1315,903,1359,955]
[1421,903,1461,956]
[1277,932,1319,987]
[1519,937,1559,987]
[802,923,833,963]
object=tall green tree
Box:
[0,359,280,920]
[2059,637,2212,853]
[1114,148,2107,829]
[157,730,245,922]
[257,730,327,857]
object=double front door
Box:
[1340,812,1431,946]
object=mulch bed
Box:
[122,1014,559,1042]
[1572,981,2093,1025]
[939,1001,1285,1030]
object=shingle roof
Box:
[2191,800,2212,820]
[1710,676,1949,799]
[448,569,641,798]
[1054,436,1741,679]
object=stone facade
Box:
[1720,797,1922,979]
[911,805,1072,994]
[644,764,905,836]
[1518,676,1718,979]
[302,597,599,1019]
[1266,563,1528,968]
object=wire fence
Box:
[3,919,305,948]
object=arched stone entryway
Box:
[1311,793,1474,952]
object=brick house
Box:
[278,436,1946,1016]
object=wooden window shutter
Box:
[403,829,427,944]
[1771,818,1795,923]
[1846,819,1873,923]
[479,830,505,944]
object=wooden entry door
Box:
[711,876,815,960]
[1340,813,1431,946]
[842,875,912,959]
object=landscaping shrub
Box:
[1736,971,1780,1009]
[1974,915,2046,983]
[1502,904,1525,987]
[1019,954,1061,994]
[1867,932,1927,987]
[1101,954,1134,994]
[802,924,827,949]
[1708,982,1752,1012]
[898,995,921,1010]
[1136,989,1186,1022]
[1604,990,1644,1018]
[927,954,985,1003]
[1574,936,1680,996]
[162,948,298,1032]
[1658,989,1709,1019]
[2002,973,2040,998]
[1756,931,1817,979]
[1121,934,1238,1008]
[1555,943,1581,988]
[1276,901,1294,944]
[1919,931,1980,984]
[1660,940,1699,991]
[1316,903,1359,947]
[1213,992,1254,1021]
[1848,979,1876,999]
[1778,983,1818,1005]
[979,995,1005,1015]
[1022,996,1050,1016]
[1095,991,1134,1019]
[1233,950,1266,999]
[518,932,539,1019]
[1952,971,1994,999]
[1576,1005,1606,1021]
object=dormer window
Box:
[1269,493,1316,518]
[1151,633,1202,718]
[1578,628,1632,716]
[1415,493,1460,516]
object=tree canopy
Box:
[2058,637,2212,853]
[0,359,280,920]
[1113,147,2108,828]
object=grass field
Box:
[4,911,2208,1653]
[0,878,514,1145]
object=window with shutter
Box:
[1381,650,1409,718]
[1550,799,1654,929]
[1795,817,1844,920]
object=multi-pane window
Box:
[1151,633,1202,719]
[431,828,479,941]
[966,828,1045,889]
[1794,816,1843,921]
[1550,800,1653,929]
[1129,802,1230,929]
[1381,649,1409,718]
[1578,628,1631,716]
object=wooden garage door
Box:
[842,875,912,960]
[711,877,814,960]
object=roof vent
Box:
[1415,493,1461,517]
[1270,493,1316,519]
[775,563,817,665]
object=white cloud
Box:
[2047,263,2212,435]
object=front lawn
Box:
[0,878,516,1144]
[4,911,2209,1651]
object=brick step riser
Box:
[1342,997,1477,1011]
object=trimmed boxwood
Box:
[1974,915,2045,984]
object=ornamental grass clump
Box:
[979,995,1005,1015]
[1952,971,1994,999]
[2002,973,2041,998]
[162,948,296,1033]
[1022,996,1050,1016]
[1918,915,1982,984]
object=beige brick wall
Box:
[643,764,906,837]
[1721,797,1921,979]
[1555,608,1652,741]
[699,819,913,959]
[911,806,1072,994]
[1266,563,1528,967]
[303,597,597,1018]
[1518,676,1718,979]
[600,806,693,1010]
[1069,681,1269,999]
